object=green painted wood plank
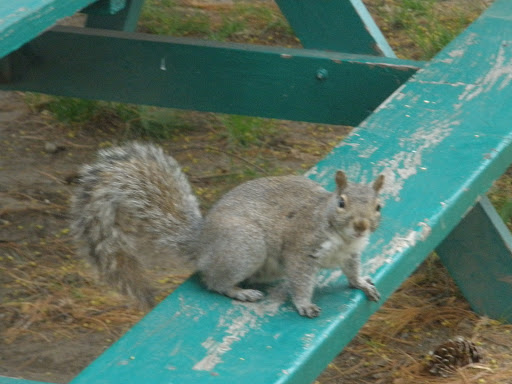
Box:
[0,26,420,126]
[83,0,127,15]
[66,1,512,384]
[0,0,98,59]
[0,377,52,384]
[85,0,144,32]
[275,0,395,57]
[437,196,512,321]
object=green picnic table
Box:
[1,1,512,383]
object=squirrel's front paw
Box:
[296,303,321,318]
[351,277,380,302]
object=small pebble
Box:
[44,142,58,153]
[44,142,65,154]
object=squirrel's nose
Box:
[353,219,369,233]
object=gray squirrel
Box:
[70,142,384,318]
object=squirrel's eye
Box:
[376,204,382,212]
[338,197,346,209]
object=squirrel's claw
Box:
[351,276,381,301]
[296,303,321,318]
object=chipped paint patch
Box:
[459,41,512,101]
[193,288,286,371]
[377,118,459,201]
[417,221,432,241]
[336,141,359,150]
[366,222,432,274]
[358,145,379,159]
[415,80,468,87]
[364,253,393,275]
[344,162,365,183]
[193,314,255,371]
[304,165,318,178]
[301,333,316,349]
[305,166,335,188]
[177,295,207,320]
[448,48,466,58]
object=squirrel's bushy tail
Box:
[70,142,202,308]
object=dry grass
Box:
[1,1,512,383]
[1,249,141,343]
[364,0,492,59]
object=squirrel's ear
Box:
[373,174,385,192]
[335,170,348,191]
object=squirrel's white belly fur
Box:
[250,232,369,283]
[314,232,369,269]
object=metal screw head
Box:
[316,69,328,80]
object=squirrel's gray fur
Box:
[71,142,385,317]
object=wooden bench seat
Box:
[1,1,512,383]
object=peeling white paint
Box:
[336,141,359,150]
[177,295,207,320]
[304,166,318,177]
[193,288,286,371]
[415,80,468,87]
[364,253,393,275]
[417,221,432,241]
[306,167,332,186]
[369,230,423,272]
[305,166,339,188]
[448,48,466,58]
[370,222,431,273]
[459,41,512,101]
[366,222,432,274]
[344,162,364,182]
[301,333,316,349]
[358,145,379,159]
[376,118,459,201]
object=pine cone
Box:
[427,336,481,377]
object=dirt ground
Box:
[2,1,512,384]
[0,92,130,382]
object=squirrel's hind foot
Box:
[222,287,264,302]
